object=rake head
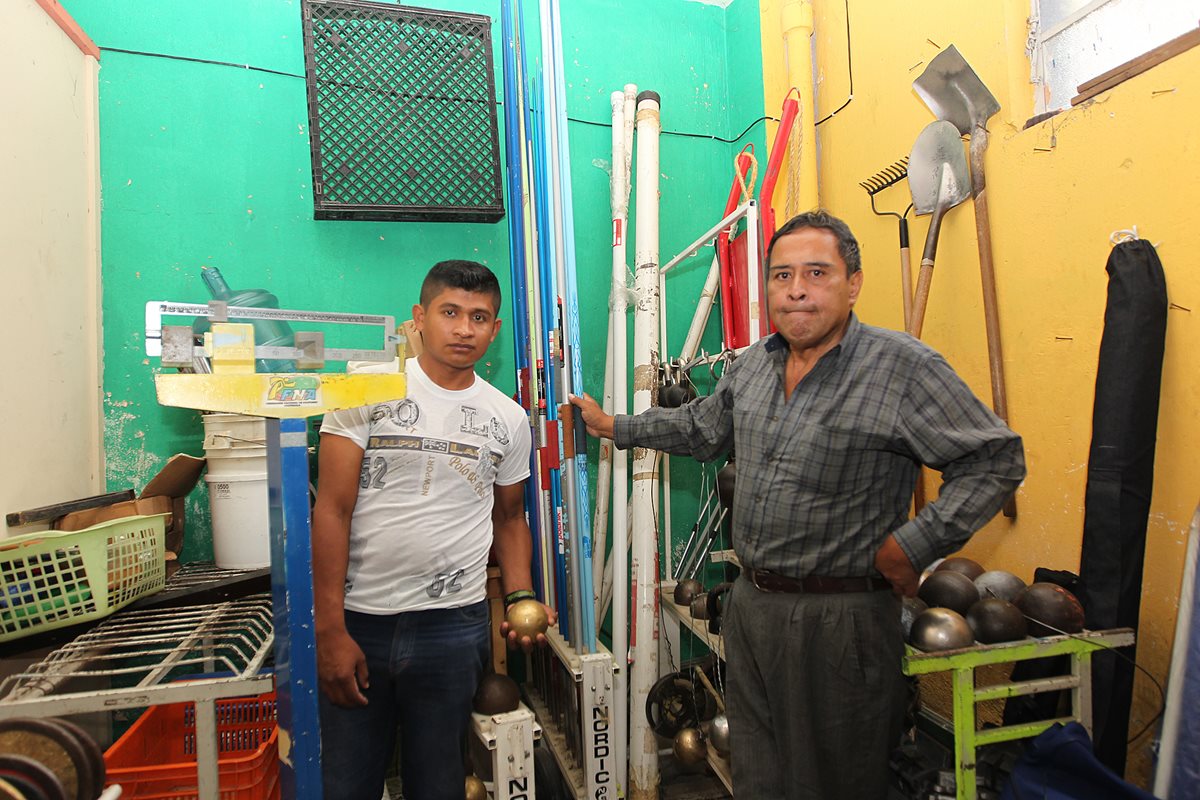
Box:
[859,157,909,195]
[859,157,910,218]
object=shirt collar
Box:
[763,312,862,357]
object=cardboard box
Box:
[56,454,206,555]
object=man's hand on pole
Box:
[568,393,615,440]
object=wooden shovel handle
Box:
[908,260,935,340]
[970,128,1016,519]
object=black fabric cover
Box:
[1077,239,1168,776]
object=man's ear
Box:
[848,269,864,307]
[488,317,502,344]
[411,303,425,330]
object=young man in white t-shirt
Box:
[313,260,552,800]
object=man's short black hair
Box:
[420,260,503,312]
[767,210,862,275]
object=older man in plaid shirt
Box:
[572,210,1024,799]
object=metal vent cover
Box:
[302,0,504,222]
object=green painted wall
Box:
[62,0,764,569]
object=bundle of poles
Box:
[498,0,596,655]
[498,0,671,791]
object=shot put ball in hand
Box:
[506,599,549,641]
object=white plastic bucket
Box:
[202,413,267,477]
[202,414,269,569]
[204,473,270,569]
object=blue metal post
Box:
[267,417,323,798]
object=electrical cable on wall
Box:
[815,0,854,126]
[100,45,781,144]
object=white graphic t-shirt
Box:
[320,357,531,613]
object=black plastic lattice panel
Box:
[302,0,504,222]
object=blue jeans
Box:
[320,602,490,800]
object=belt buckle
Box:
[751,570,773,593]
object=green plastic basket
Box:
[0,513,168,642]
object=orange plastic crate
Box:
[104,691,279,799]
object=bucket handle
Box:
[204,433,267,449]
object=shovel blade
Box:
[913,44,1001,135]
[908,120,971,216]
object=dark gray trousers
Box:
[723,574,906,799]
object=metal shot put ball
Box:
[673,579,704,607]
[673,727,708,766]
[910,607,974,652]
[707,713,731,757]
[465,775,487,800]
[506,599,549,640]
[918,570,980,616]
[974,570,1027,604]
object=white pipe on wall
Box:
[781,0,819,210]
[629,89,662,800]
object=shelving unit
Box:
[659,581,732,795]
[903,627,1136,800]
[660,580,726,662]
[0,594,275,797]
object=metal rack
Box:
[0,594,275,798]
[524,625,616,800]
[470,706,542,800]
[659,581,732,795]
[902,627,1136,800]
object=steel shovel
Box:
[915,45,1017,518]
[907,120,970,339]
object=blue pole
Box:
[527,67,571,641]
[267,418,323,798]
[548,0,596,651]
[500,0,544,601]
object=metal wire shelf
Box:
[0,594,274,718]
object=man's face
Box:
[412,287,501,373]
[766,227,863,354]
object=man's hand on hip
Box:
[317,628,370,707]
[875,534,920,598]
[569,393,615,440]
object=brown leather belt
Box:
[748,569,891,594]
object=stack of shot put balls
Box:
[903,557,1087,652]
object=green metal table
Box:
[902,627,1135,800]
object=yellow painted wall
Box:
[0,0,104,536]
[762,0,1198,786]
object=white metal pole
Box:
[596,90,625,621]
[601,498,632,619]
[746,200,764,339]
[1154,503,1200,797]
[608,86,633,800]
[629,89,662,799]
[615,80,637,800]
[680,255,721,364]
[593,323,614,615]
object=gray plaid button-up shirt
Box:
[613,314,1025,577]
